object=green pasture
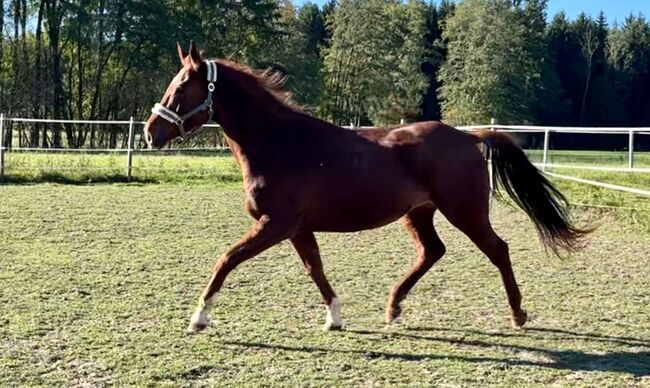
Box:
[525,149,650,168]
[2,151,241,184]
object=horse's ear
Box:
[188,40,201,66]
[176,42,187,63]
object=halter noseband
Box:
[151,60,218,139]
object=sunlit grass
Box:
[3,151,240,184]
[525,149,650,167]
[1,184,648,386]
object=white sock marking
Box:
[188,293,218,332]
[323,297,344,330]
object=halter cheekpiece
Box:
[151,60,218,139]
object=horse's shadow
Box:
[224,325,650,378]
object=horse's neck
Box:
[217,84,294,163]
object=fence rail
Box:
[459,122,650,198]
[1,116,649,183]
[460,123,650,171]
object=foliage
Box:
[439,0,541,124]
[321,0,428,125]
[419,1,455,121]
[607,15,650,127]
[1,0,650,145]
[265,1,326,110]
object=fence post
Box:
[0,114,5,179]
[542,128,550,172]
[126,116,135,181]
[628,129,635,170]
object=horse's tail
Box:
[473,130,590,256]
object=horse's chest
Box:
[244,174,294,219]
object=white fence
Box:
[0,115,227,180]
[459,123,650,172]
[458,122,650,198]
[1,116,649,197]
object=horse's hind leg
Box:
[386,205,446,324]
[434,168,528,329]
[291,231,343,331]
[463,219,527,329]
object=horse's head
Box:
[144,41,218,149]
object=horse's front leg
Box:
[187,215,298,333]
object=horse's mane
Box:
[213,59,303,112]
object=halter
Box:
[151,60,218,139]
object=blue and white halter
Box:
[151,60,218,139]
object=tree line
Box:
[1,0,649,149]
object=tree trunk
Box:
[20,0,27,144]
[5,0,21,148]
[65,64,75,147]
[579,63,592,126]
[579,27,598,126]
[46,0,64,148]
[30,0,46,147]
[75,17,84,147]
[89,0,125,123]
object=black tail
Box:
[475,130,590,256]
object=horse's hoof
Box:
[385,316,403,326]
[385,305,402,325]
[187,309,210,334]
[511,309,528,330]
[186,321,208,334]
[322,320,345,331]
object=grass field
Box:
[526,149,650,168]
[3,151,241,184]
[1,151,649,386]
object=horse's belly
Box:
[303,183,430,232]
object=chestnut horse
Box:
[144,42,587,333]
